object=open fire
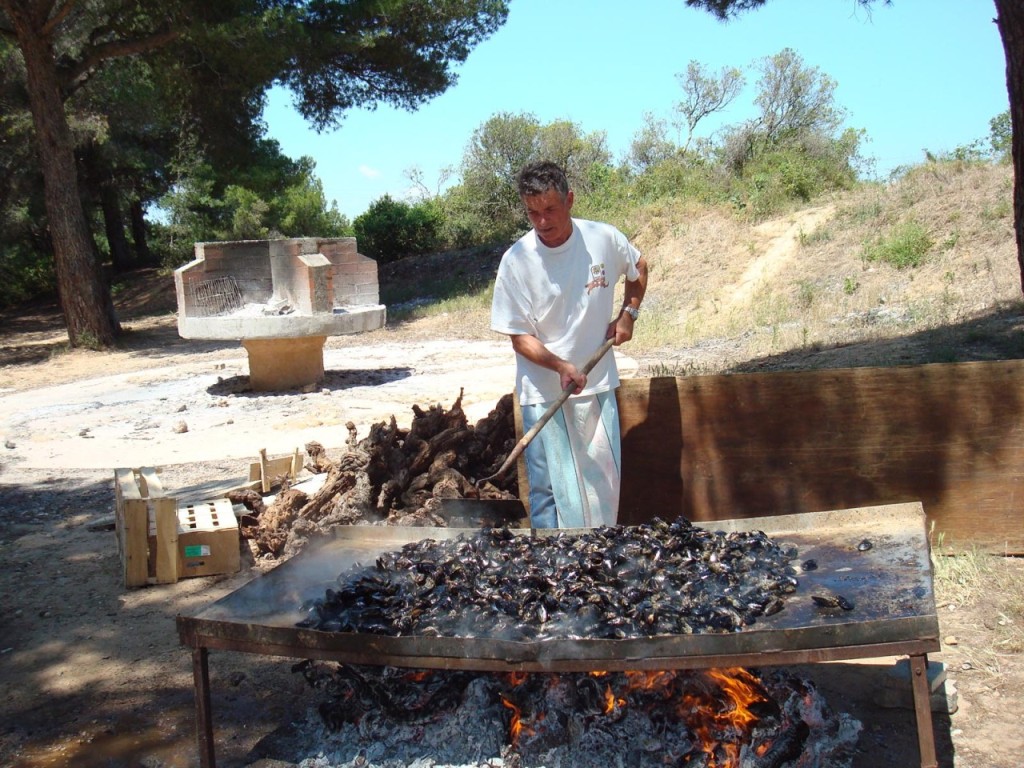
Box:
[282,517,866,766]
[289,662,861,767]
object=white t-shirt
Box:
[491,218,642,406]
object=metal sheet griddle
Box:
[178,502,942,767]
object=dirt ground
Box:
[1,266,1023,768]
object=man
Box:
[490,160,648,529]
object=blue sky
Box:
[263,0,1009,221]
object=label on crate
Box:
[184,545,211,558]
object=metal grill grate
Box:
[188,276,243,317]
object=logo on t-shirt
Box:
[585,263,608,294]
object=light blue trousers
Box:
[520,391,621,529]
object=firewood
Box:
[228,488,266,516]
[427,424,471,455]
[404,436,433,477]
[240,390,520,559]
[298,450,368,523]
[344,421,359,447]
[253,487,308,556]
[305,441,334,474]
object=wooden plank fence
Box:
[616,360,1024,554]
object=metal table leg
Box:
[192,646,216,768]
[909,653,938,768]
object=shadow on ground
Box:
[205,367,415,397]
[0,319,239,369]
[0,472,109,536]
[726,306,1024,374]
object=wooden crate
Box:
[248,447,303,493]
[115,467,178,588]
[114,468,240,588]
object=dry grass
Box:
[652,164,1014,352]
[931,523,1024,675]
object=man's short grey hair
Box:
[516,161,570,200]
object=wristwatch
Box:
[622,304,640,321]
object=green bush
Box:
[353,195,443,263]
[430,186,519,249]
[0,240,56,308]
[737,137,859,219]
[862,221,933,269]
[990,110,1011,163]
[274,176,351,238]
[222,185,270,240]
[628,155,729,207]
[573,164,639,226]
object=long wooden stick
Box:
[477,337,615,487]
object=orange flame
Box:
[705,667,765,731]
[505,671,529,686]
[595,667,770,765]
[500,667,769,764]
[603,683,627,714]
[623,669,676,695]
[680,667,770,766]
[499,694,522,745]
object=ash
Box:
[286,664,861,768]
[294,676,508,768]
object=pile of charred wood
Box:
[229,390,520,559]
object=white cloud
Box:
[358,164,381,179]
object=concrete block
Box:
[319,238,359,262]
[242,336,327,391]
[176,237,386,389]
[298,254,334,313]
[873,659,957,714]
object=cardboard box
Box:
[115,467,240,587]
[174,499,240,578]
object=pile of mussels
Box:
[297,517,801,640]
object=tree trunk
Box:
[5,4,121,347]
[101,184,134,272]
[129,199,155,265]
[994,0,1024,295]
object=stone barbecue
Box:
[174,237,386,390]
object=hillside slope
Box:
[626,160,1022,372]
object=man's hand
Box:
[608,311,635,345]
[511,333,585,392]
[558,363,586,394]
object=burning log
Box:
[229,390,521,558]
[750,719,810,768]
